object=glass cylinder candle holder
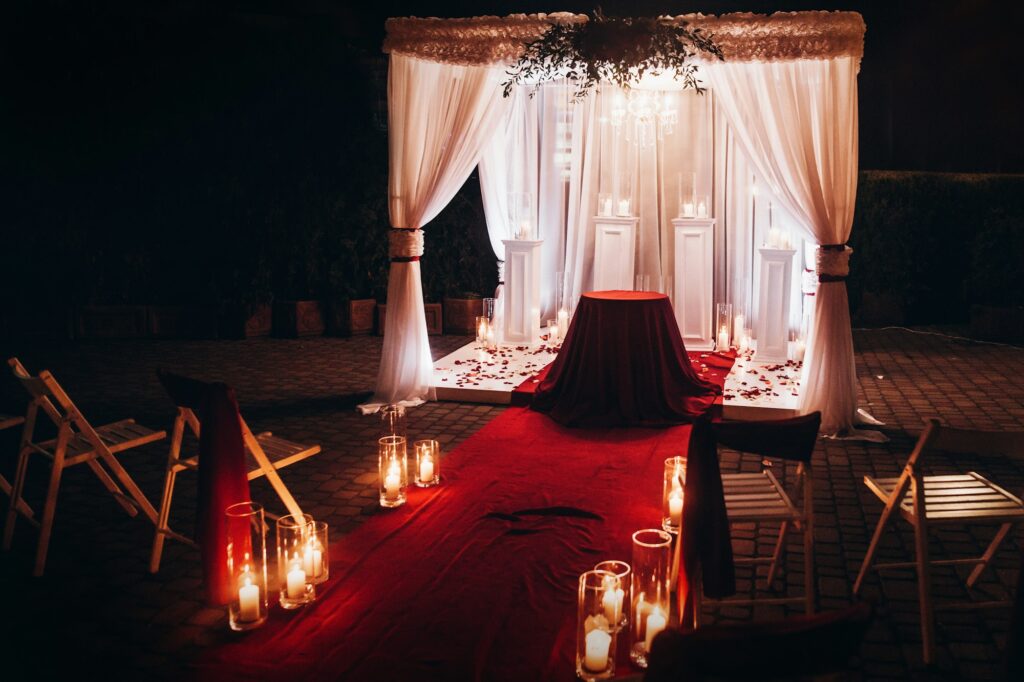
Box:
[482,297,496,322]
[413,439,440,488]
[378,436,408,507]
[629,529,672,668]
[380,403,406,440]
[594,560,631,632]
[276,513,316,609]
[225,501,268,631]
[577,570,619,681]
[715,302,733,350]
[662,456,687,533]
[598,193,613,217]
[476,316,489,345]
[302,520,329,586]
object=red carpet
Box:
[199,354,734,682]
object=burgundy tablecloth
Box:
[531,291,721,427]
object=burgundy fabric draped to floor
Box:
[531,291,722,427]
[198,352,734,682]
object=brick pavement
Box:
[0,329,1022,680]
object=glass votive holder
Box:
[594,560,631,632]
[630,529,672,669]
[302,520,329,585]
[715,302,733,350]
[276,513,316,609]
[545,318,559,343]
[662,456,687,534]
[225,501,268,631]
[380,403,406,440]
[577,569,619,681]
[413,439,440,488]
[378,435,408,507]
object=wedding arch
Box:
[365,11,867,435]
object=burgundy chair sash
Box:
[712,412,822,463]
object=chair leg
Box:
[98,452,159,524]
[3,445,32,550]
[854,501,896,595]
[765,521,789,590]
[803,515,815,615]
[149,465,179,573]
[1,474,34,520]
[912,487,935,664]
[966,523,1012,588]
[33,450,67,577]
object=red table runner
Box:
[531,291,721,427]
[198,354,734,682]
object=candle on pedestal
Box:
[617,199,630,217]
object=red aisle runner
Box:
[199,353,735,682]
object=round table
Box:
[531,290,721,427]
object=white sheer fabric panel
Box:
[705,57,860,433]
[363,54,510,412]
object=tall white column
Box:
[755,246,797,363]
[502,239,543,345]
[592,216,638,291]
[672,218,716,351]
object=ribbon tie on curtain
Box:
[817,244,852,283]
[389,228,424,263]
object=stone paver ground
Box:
[0,329,1022,680]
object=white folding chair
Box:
[149,397,321,573]
[4,358,165,576]
[854,418,1024,663]
[694,413,821,625]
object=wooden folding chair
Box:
[853,418,1024,664]
[694,412,821,625]
[149,398,321,573]
[4,358,165,576]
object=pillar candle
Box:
[384,462,401,500]
[644,607,667,652]
[601,197,613,217]
[717,326,730,351]
[617,199,630,216]
[733,314,745,343]
[584,628,612,672]
[238,576,260,622]
[601,580,624,625]
[286,559,306,600]
[557,309,569,338]
[669,488,683,528]
[303,543,323,578]
[419,454,434,483]
[697,200,707,218]
[548,324,559,342]
[682,201,695,218]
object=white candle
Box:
[733,314,745,343]
[617,198,630,216]
[717,325,730,351]
[793,339,806,363]
[419,454,434,483]
[697,200,707,218]
[477,318,488,343]
[669,488,683,528]
[740,333,751,353]
[548,324,559,341]
[682,201,695,218]
[238,575,260,622]
[583,628,612,672]
[601,578,624,625]
[601,197,613,217]
[768,227,781,249]
[644,607,667,651]
[384,461,401,500]
[557,309,569,337]
[519,220,532,240]
[286,559,306,600]
[485,326,495,348]
[303,542,323,578]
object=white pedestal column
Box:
[672,218,715,351]
[755,246,797,363]
[502,239,543,345]
[592,216,638,291]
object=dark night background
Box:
[2,0,1022,337]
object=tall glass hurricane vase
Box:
[225,502,268,631]
[577,570,619,681]
[629,529,672,668]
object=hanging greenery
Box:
[502,10,724,99]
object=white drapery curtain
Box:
[362,53,510,411]
[705,56,860,434]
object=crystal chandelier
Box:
[608,89,677,148]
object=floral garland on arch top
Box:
[502,9,724,99]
